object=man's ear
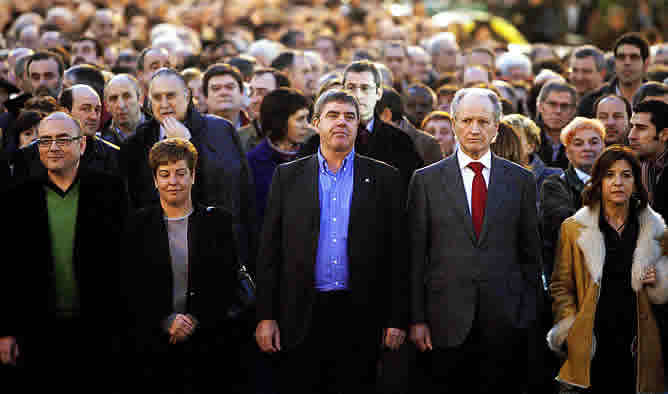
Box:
[659,128,668,144]
[379,107,393,124]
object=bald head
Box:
[105,74,142,135]
[61,84,102,136]
[39,111,82,136]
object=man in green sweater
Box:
[0,112,127,391]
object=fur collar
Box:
[573,203,666,291]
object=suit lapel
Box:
[441,157,476,244]
[478,155,510,244]
[304,155,321,258]
[348,155,370,260]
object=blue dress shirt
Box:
[315,148,355,291]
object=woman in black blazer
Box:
[121,138,250,393]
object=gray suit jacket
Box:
[408,153,542,348]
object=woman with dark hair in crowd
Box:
[548,145,668,393]
[247,87,311,225]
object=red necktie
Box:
[468,162,487,238]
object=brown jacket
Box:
[548,204,668,392]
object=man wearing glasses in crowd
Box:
[578,32,650,118]
[0,112,127,392]
[536,81,578,169]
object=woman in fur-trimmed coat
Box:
[548,146,668,393]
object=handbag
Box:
[226,263,256,320]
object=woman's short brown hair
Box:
[491,121,524,166]
[582,145,648,209]
[148,138,199,176]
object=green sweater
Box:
[45,182,80,317]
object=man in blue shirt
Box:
[255,89,407,393]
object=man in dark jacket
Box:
[577,33,650,118]
[298,60,423,196]
[122,68,257,269]
[11,84,121,182]
[0,112,127,391]
[255,89,407,393]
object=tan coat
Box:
[548,204,668,392]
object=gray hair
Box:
[571,45,605,71]
[537,80,577,105]
[495,52,532,78]
[428,32,459,56]
[313,89,360,121]
[450,88,503,124]
[247,39,284,66]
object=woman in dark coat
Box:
[247,88,311,226]
[122,138,249,393]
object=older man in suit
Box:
[408,88,542,392]
[255,89,407,393]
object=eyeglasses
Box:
[37,136,82,149]
[543,101,575,112]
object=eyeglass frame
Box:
[36,136,83,149]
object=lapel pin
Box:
[364,178,370,183]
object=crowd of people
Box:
[1,1,668,393]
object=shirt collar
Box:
[366,117,375,133]
[457,148,492,171]
[317,148,356,175]
[574,166,591,184]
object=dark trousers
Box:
[275,291,380,394]
[6,317,120,393]
[428,311,527,393]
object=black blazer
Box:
[298,116,424,197]
[11,135,121,184]
[121,204,240,351]
[122,107,257,271]
[256,154,407,349]
[2,170,128,343]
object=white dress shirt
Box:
[457,148,492,214]
[574,167,591,184]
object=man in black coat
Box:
[298,60,423,197]
[255,89,407,393]
[0,112,127,391]
[121,68,257,270]
[11,84,121,182]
